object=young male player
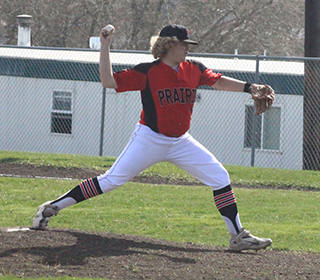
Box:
[33,24,273,251]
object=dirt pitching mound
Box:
[1,227,320,279]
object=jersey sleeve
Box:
[200,68,222,86]
[114,66,147,93]
[190,60,222,87]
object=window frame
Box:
[50,90,73,135]
[244,103,283,152]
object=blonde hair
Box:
[150,35,179,59]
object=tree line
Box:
[0,0,304,56]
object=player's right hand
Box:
[100,24,115,47]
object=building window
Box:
[244,105,281,150]
[51,91,73,134]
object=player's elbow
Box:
[101,77,118,89]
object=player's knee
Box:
[211,164,231,190]
[97,171,131,193]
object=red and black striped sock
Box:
[53,177,103,204]
[213,185,241,234]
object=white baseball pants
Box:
[98,123,230,193]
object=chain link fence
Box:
[1,45,319,171]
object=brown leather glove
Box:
[250,84,275,115]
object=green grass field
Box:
[1,150,320,256]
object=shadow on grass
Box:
[0,157,22,164]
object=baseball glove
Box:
[250,84,275,115]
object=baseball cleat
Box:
[229,229,272,252]
[32,201,60,230]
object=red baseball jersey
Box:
[114,59,222,137]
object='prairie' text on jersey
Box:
[157,87,197,106]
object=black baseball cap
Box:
[159,24,198,45]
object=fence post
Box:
[99,87,106,156]
[251,56,260,167]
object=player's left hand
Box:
[250,84,275,115]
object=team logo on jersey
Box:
[157,87,197,106]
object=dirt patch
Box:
[0,162,103,180]
[1,228,320,280]
[1,162,320,279]
[1,162,318,191]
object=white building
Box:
[0,46,304,169]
